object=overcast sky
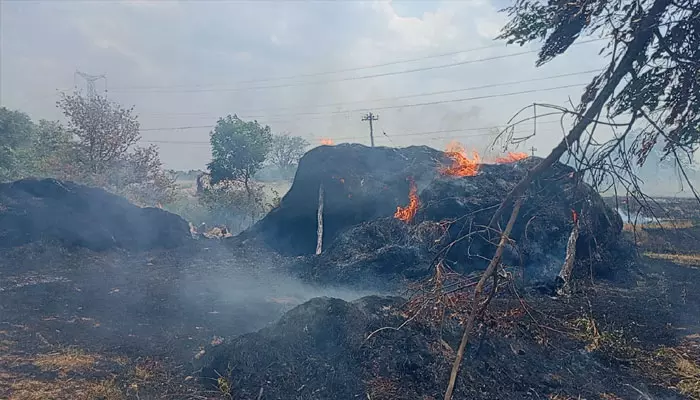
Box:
[2,0,614,170]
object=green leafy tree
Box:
[207,114,273,191]
[30,120,73,177]
[0,108,72,182]
[0,108,36,181]
[269,133,309,180]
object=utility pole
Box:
[529,146,537,157]
[75,70,107,99]
[361,112,379,147]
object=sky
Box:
[0,0,620,171]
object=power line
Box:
[113,42,514,91]
[139,82,587,129]
[139,69,601,119]
[140,120,568,144]
[110,38,606,94]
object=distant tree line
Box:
[1,92,311,231]
[1,93,176,206]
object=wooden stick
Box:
[557,214,580,296]
[316,183,324,255]
[444,198,523,400]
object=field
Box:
[1,196,700,399]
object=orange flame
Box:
[495,152,529,164]
[320,138,334,145]
[439,141,481,177]
[394,179,420,223]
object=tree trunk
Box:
[444,198,523,400]
[488,0,672,229]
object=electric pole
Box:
[361,112,379,147]
[529,146,537,156]
[75,70,107,99]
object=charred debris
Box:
[3,143,687,400]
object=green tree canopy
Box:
[207,115,273,187]
[0,108,36,181]
[0,108,72,182]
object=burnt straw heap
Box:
[0,178,191,251]
[243,143,623,287]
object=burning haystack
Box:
[240,144,446,255]
[246,144,623,286]
[0,178,191,251]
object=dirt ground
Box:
[1,201,700,399]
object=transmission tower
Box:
[74,70,107,99]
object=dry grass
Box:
[0,339,15,353]
[8,377,124,400]
[367,376,401,399]
[570,316,603,352]
[649,347,700,399]
[622,219,694,231]
[599,393,623,400]
[643,252,700,267]
[33,347,96,374]
[547,394,578,400]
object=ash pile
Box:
[244,143,623,288]
[0,178,191,251]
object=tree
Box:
[0,108,72,182]
[56,92,174,206]
[207,114,273,191]
[104,145,177,205]
[57,92,140,174]
[0,108,37,181]
[442,1,699,398]
[269,133,309,179]
[30,119,73,177]
[497,0,699,197]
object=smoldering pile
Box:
[0,178,191,251]
[243,143,623,289]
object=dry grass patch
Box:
[33,347,96,374]
[634,335,700,399]
[599,393,624,400]
[8,377,124,400]
[643,252,700,267]
[647,347,700,399]
[623,219,694,231]
[0,339,15,353]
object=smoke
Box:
[179,250,383,334]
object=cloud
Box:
[2,0,612,171]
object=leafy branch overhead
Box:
[498,0,699,165]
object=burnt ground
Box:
[1,201,700,399]
[0,241,374,399]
